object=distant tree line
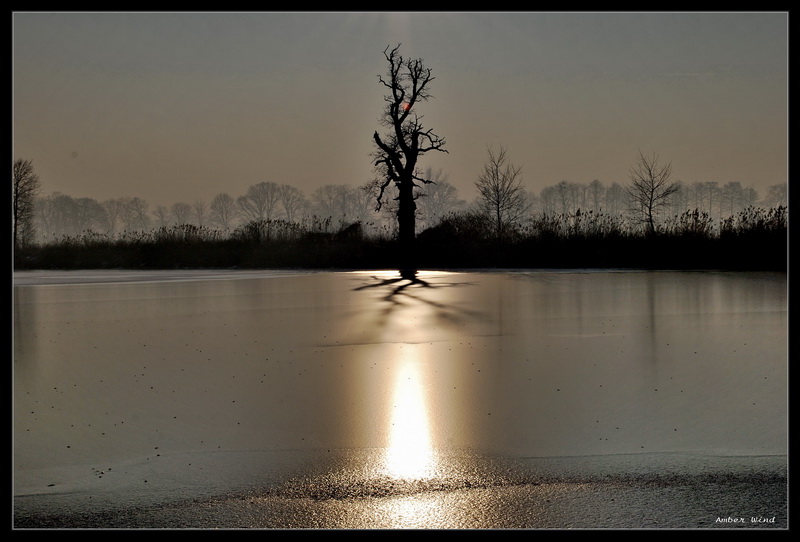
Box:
[27,170,467,246]
[529,176,781,224]
[12,153,787,272]
[19,164,786,247]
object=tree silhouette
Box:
[171,202,192,225]
[192,199,207,227]
[209,193,237,231]
[278,184,307,223]
[415,168,465,230]
[12,159,41,251]
[372,44,447,267]
[626,151,681,235]
[475,145,529,239]
[237,181,280,223]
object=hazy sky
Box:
[12,11,788,207]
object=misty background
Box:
[27,173,788,244]
[13,11,788,236]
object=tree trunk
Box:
[397,180,416,246]
[397,179,417,275]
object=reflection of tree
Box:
[354,270,433,300]
[353,271,484,334]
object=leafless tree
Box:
[349,184,379,225]
[742,186,760,208]
[13,158,41,250]
[209,192,237,231]
[371,44,447,250]
[171,202,193,225]
[626,150,681,235]
[762,183,787,209]
[705,181,721,217]
[119,196,150,231]
[237,181,281,223]
[364,177,400,234]
[605,182,628,217]
[36,193,76,239]
[475,145,529,239]
[278,184,307,223]
[415,167,465,229]
[588,179,605,213]
[74,197,106,234]
[667,181,690,217]
[555,180,576,215]
[102,198,124,237]
[153,205,171,228]
[310,184,372,228]
[720,181,744,217]
[539,185,559,215]
[311,184,345,225]
[193,199,208,227]
[524,190,542,217]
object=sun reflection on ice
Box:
[384,347,437,480]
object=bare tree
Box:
[371,44,448,252]
[278,184,306,223]
[626,150,681,235]
[102,198,124,237]
[555,180,576,214]
[193,199,207,227]
[721,182,744,217]
[171,202,193,225]
[742,186,760,208]
[119,196,150,231]
[237,181,281,223]
[13,158,41,250]
[704,181,721,218]
[74,197,106,234]
[667,181,689,217]
[43,193,77,238]
[364,178,400,234]
[415,167,465,229]
[524,190,542,217]
[762,184,787,208]
[605,182,628,216]
[475,145,529,239]
[33,194,55,242]
[311,184,345,226]
[348,183,378,225]
[539,185,559,215]
[587,179,605,213]
[308,184,370,228]
[153,205,171,228]
[209,192,237,231]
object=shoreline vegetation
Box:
[13,206,787,273]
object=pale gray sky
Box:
[12,11,788,207]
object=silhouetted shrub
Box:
[13,206,787,272]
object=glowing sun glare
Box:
[385,355,435,479]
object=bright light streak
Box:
[384,350,435,480]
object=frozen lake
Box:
[13,269,788,528]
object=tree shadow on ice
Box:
[352,269,487,334]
